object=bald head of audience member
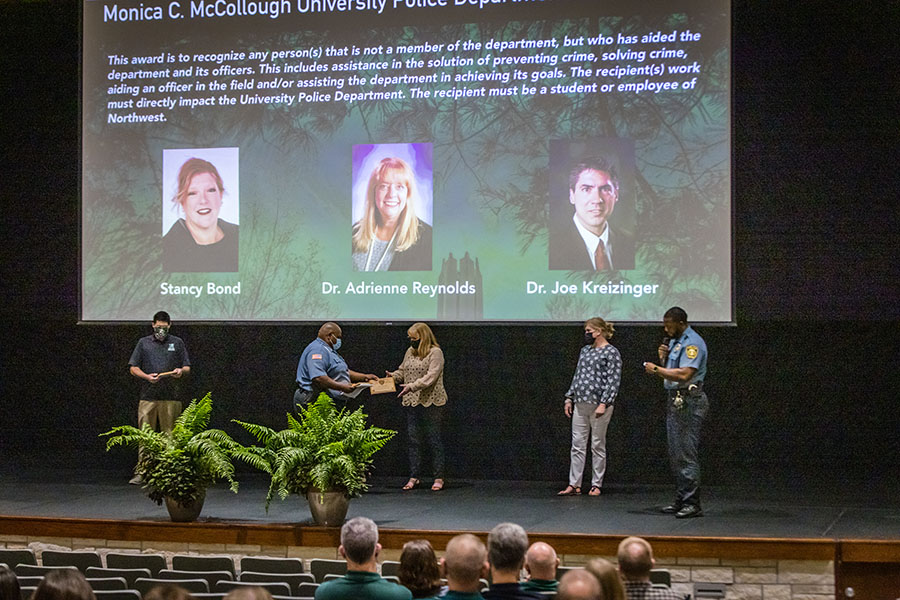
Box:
[557,569,601,600]
[617,536,655,582]
[441,533,489,593]
[525,542,560,581]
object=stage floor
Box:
[1,469,899,541]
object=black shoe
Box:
[660,504,681,514]
[675,504,703,519]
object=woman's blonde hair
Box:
[585,317,615,339]
[408,322,439,358]
[584,558,626,600]
[352,157,421,253]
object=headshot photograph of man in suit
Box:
[549,155,635,272]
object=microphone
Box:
[662,336,671,347]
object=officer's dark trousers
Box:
[666,391,708,507]
[406,405,444,479]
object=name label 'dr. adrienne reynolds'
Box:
[322,280,477,298]
[161,282,241,298]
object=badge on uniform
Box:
[673,343,682,352]
[168,343,175,351]
[311,353,322,360]
[685,345,698,359]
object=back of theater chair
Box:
[93,590,142,600]
[214,580,292,596]
[239,571,316,594]
[239,557,305,575]
[157,569,232,589]
[15,565,78,578]
[134,577,210,595]
[172,556,236,577]
[105,553,167,577]
[85,567,152,587]
[0,550,36,568]
[309,559,346,583]
[86,577,128,591]
[41,551,102,574]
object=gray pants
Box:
[568,402,614,489]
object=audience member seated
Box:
[33,569,97,600]
[617,538,681,600]
[482,523,544,600]
[584,559,625,600]
[521,542,560,594]
[225,587,274,600]
[314,517,412,600]
[439,534,490,600]
[398,540,444,599]
[0,565,21,600]
[556,570,600,600]
[142,585,195,600]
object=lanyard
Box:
[364,228,398,271]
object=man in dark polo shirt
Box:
[127,310,191,484]
[483,523,544,600]
[314,517,411,600]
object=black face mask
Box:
[409,339,421,349]
[584,331,595,345]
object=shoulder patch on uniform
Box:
[311,353,322,360]
[685,345,699,359]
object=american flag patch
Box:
[311,354,322,360]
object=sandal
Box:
[557,485,581,496]
[402,478,420,491]
[431,478,444,491]
[588,486,602,496]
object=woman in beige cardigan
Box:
[388,322,447,491]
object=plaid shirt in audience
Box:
[624,581,685,600]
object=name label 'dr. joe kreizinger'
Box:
[527,280,659,298]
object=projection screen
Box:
[81,0,732,323]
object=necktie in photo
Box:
[594,240,609,271]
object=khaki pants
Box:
[134,401,182,477]
[138,400,182,432]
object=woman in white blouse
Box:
[388,322,447,491]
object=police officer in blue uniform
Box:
[643,307,708,518]
[294,322,378,410]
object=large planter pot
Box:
[165,490,206,522]
[307,489,349,526]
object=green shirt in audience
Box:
[521,579,559,593]
[443,592,485,600]
[314,570,412,600]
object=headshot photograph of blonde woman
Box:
[351,143,433,272]
[162,148,239,273]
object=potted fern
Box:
[231,394,396,526]
[101,392,239,522]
